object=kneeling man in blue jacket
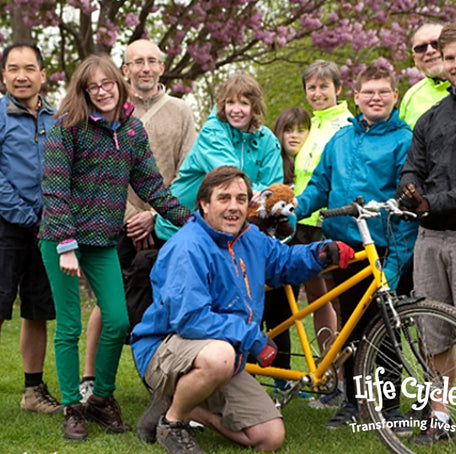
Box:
[131,165,353,454]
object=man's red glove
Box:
[319,241,354,269]
[256,337,278,368]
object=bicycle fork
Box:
[376,291,435,380]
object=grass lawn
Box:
[0,294,388,454]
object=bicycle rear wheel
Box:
[355,299,456,454]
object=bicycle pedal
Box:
[275,378,308,409]
[274,398,282,409]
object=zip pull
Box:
[239,258,251,299]
[227,242,239,276]
[113,131,120,150]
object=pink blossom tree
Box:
[1,0,455,97]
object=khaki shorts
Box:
[414,227,456,355]
[144,334,282,432]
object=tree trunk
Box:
[11,6,32,42]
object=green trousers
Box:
[40,241,129,406]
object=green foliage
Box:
[258,35,417,130]
[256,37,355,128]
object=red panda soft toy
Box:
[247,184,297,239]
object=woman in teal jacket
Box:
[154,73,283,242]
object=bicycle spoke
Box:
[355,299,456,454]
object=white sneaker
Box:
[79,378,94,403]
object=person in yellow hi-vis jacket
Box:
[293,60,353,410]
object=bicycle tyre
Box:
[354,299,456,454]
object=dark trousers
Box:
[117,230,160,341]
[333,248,402,410]
[263,285,299,370]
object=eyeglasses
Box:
[124,58,162,68]
[412,40,439,54]
[358,89,394,99]
[85,80,117,96]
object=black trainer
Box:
[383,408,413,437]
[156,415,206,454]
[325,401,358,429]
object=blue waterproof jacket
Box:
[131,211,328,379]
[154,108,283,241]
[0,93,56,227]
[295,108,418,286]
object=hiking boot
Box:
[273,379,314,400]
[308,388,344,409]
[406,401,431,421]
[137,392,171,443]
[20,383,62,414]
[157,415,206,454]
[411,415,454,445]
[85,394,131,433]
[325,401,358,429]
[79,378,94,404]
[383,408,413,437]
[63,404,88,441]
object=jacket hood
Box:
[193,211,249,248]
[350,107,409,135]
[6,92,55,116]
[88,100,135,129]
[208,105,263,140]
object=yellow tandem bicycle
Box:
[245,197,456,454]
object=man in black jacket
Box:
[398,22,456,445]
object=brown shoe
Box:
[20,383,62,414]
[85,394,131,433]
[64,404,87,441]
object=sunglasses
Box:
[412,40,439,54]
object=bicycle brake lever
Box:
[385,199,418,219]
[366,199,418,219]
[385,199,402,215]
[364,200,383,211]
[385,198,418,218]
[359,202,381,219]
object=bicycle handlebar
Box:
[320,197,417,220]
[320,202,359,218]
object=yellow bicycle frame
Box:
[245,243,389,391]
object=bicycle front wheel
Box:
[354,299,456,454]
